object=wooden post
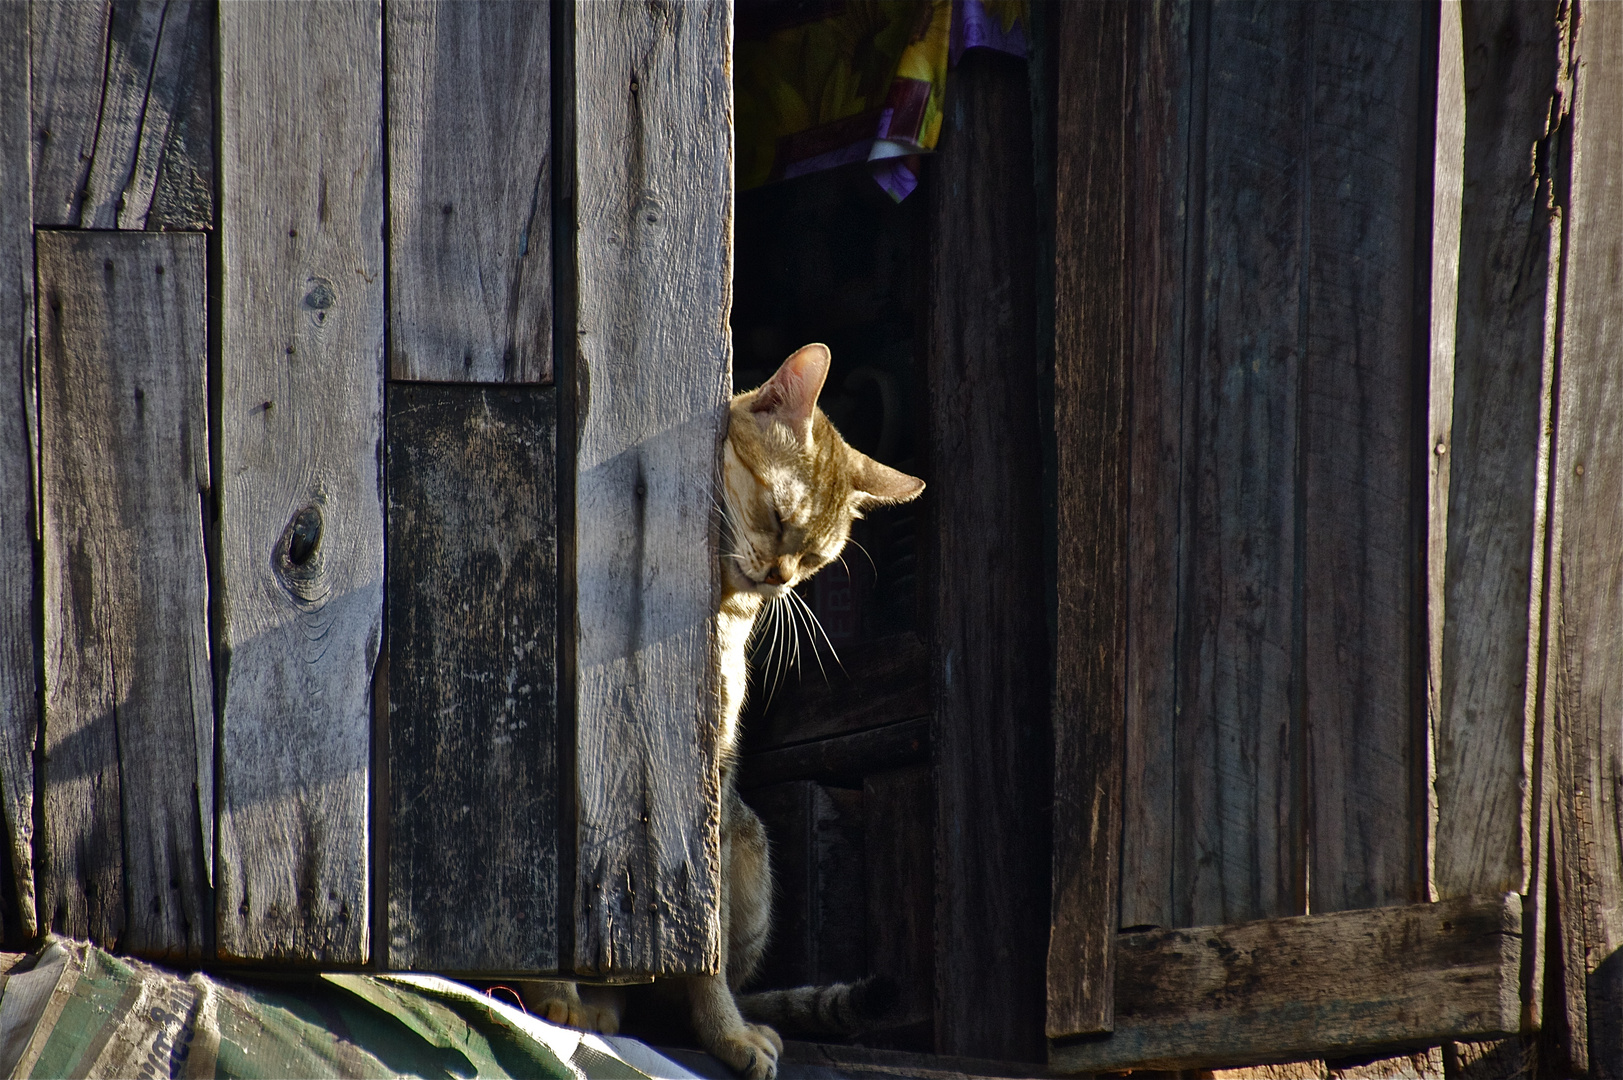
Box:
[570,0,731,977]
[216,1,384,964]
[36,231,212,961]
[386,1,552,383]
[0,1,37,940]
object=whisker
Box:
[788,586,842,679]
[842,536,878,576]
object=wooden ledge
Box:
[1050,893,1523,1074]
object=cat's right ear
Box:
[751,343,831,443]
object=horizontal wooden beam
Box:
[1049,894,1522,1074]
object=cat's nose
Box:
[763,564,787,586]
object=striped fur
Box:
[738,976,902,1036]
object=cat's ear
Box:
[853,453,925,507]
[751,343,831,442]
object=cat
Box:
[521,343,923,1079]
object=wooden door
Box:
[0,0,732,979]
[1042,1,1594,1069]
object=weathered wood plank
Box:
[864,764,933,1043]
[385,384,558,974]
[0,3,37,940]
[1049,894,1522,1074]
[1546,4,1623,1074]
[571,0,731,977]
[1176,0,1310,929]
[216,1,383,963]
[1442,1037,1536,1079]
[743,632,927,753]
[386,1,552,383]
[1301,1,1431,914]
[1433,0,1563,906]
[1045,0,1128,1040]
[738,717,927,792]
[36,231,212,960]
[928,49,1049,1062]
[31,0,214,230]
[1118,0,1193,936]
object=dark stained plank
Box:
[864,765,933,1044]
[30,0,214,230]
[215,1,383,964]
[1433,0,1563,904]
[1545,5,1623,1074]
[35,231,212,960]
[1301,2,1432,914]
[386,2,552,383]
[928,49,1049,1061]
[570,0,731,977]
[1045,0,1128,1040]
[1118,0,1194,936]
[1049,894,1523,1074]
[1176,0,1309,929]
[743,632,927,753]
[385,384,558,974]
[738,718,928,791]
[0,3,37,940]
[1442,1037,1536,1080]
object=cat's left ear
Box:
[752,343,831,443]
[853,453,925,507]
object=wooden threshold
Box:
[1049,893,1523,1074]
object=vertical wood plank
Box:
[1119,0,1194,934]
[1301,2,1431,914]
[0,1,37,939]
[385,384,558,974]
[865,765,933,1042]
[929,49,1049,1061]
[30,0,214,231]
[386,2,552,383]
[1434,0,1563,903]
[1547,3,1623,1073]
[1046,0,1128,1039]
[217,1,383,964]
[571,0,730,977]
[36,231,212,960]
[1178,0,1308,928]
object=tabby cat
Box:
[522,344,923,1079]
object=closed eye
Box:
[800,553,825,570]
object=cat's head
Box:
[723,343,924,600]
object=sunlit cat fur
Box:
[521,345,923,1079]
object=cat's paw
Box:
[711,1022,782,1080]
[516,981,620,1034]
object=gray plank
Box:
[572,0,731,976]
[216,0,383,964]
[1301,2,1429,913]
[31,0,213,230]
[0,2,37,939]
[1546,5,1623,1074]
[1045,0,1129,1039]
[1049,894,1522,1074]
[928,50,1049,1062]
[1433,0,1563,903]
[385,383,558,974]
[36,231,212,960]
[386,1,552,383]
[1119,0,1193,935]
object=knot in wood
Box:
[274,503,328,602]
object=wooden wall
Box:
[0,0,730,977]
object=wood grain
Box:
[743,632,927,753]
[1301,2,1431,914]
[865,765,933,1041]
[0,3,36,940]
[1049,894,1522,1074]
[216,0,383,964]
[30,0,214,230]
[1432,0,1562,906]
[571,0,731,977]
[1045,0,1128,1040]
[385,384,558,974]
[738,717,928,792]
[387,1,552,383]
[1546,4,1623,1074]
[1118,0,1193,936]
[927,48,1049,1061]
[36,231,212,960]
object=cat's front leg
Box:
[515,980,624,1034]
[687,973,783,1080]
